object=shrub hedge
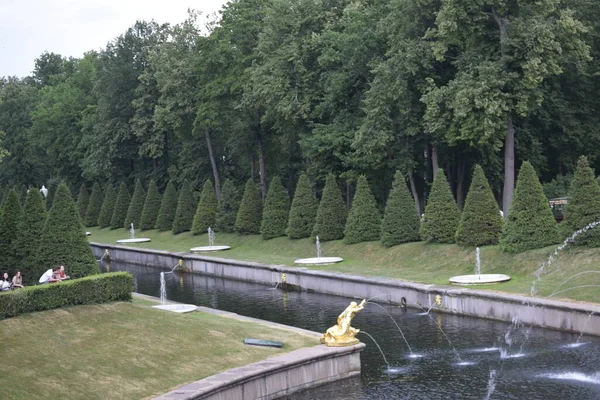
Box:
[155,181,178,231]
[0,272,133,319]
[76,184,90,221]
[260,176,289,240]
[344,175,381,244]
[192,179,218,235]
[235,179,263,235]
[420,169,460,243]
[312,173,347,241]
[124,180,146,229]
[287,174,318,239]
[215,179,239,233]
[381,171,421,247]
[110,182,131,230]
[98,185,117,228]
[85,182,103,227]
[172,180,197,234]
[139,180,162,231]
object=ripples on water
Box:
[104,261,600,400]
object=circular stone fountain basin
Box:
[449,274,511,285]
[116,238,152,244]
[294,257,343,265]
[152,304,197,313]
[190,246,231,252]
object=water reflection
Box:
[102,261,600,399]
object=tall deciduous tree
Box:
[381,171,421,247]
[424,0,590,216]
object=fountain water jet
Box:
[294,236,343,265]
[152,271,197,313]
[449,247,510,284]
[190,227,231,252]
[366,301,415,356]
[116,223,151,244]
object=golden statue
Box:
[320,299,366,347]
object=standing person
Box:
[12,271,24,288]
[39,266,60,284]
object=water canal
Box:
[102,260,600,399]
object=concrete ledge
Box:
[92,243,600,336]
[134,293,363,400]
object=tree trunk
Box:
[431,143,439,179]
[204,129,221,201]
[408,173,421,216]
[255,125,267,200]
[502,114,515,216]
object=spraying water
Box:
[130,223,135,240]
[208,227,215,248]
[159,272,167,305]
[358,330,390,367]
[475,247,481,276]
[316,236,321,259]
[366,301,414,356]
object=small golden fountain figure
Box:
[321,299,366,347]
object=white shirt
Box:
[1,280,9,289]
[39,269,54,283]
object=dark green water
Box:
[102,261,600,400]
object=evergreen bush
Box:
[32,184,99,280]
[45,179,60,210]
[139,180,162,231]
[312,174,347,241]
[344,175,381,244]
[287,174,318,239]
[215,179,239,233]
[456,165,503,246]
[76,184,90,221]
[500,161,560,252]
[560,156,600,246]
[15,189,46,284]
[260,177,289,240]
[155,181,178,231]
[0,189,22,272]
[172,180,196,234]
[98,185,116,228]
[381,171,421,247]
[235,179,263,235]
[192,179,218,235]
[17,184,27,205]
[420,169,460,243]
[110,182,130,230]
[0,272,133,319]
[124,180,146,229]
[84,183,103,227]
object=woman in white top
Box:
[1,272,11,290]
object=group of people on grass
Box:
[0,265,71,291]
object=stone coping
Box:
[93,242,600,315]
[133,294,364,400]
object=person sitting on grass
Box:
[1,272,11,291]
[11,270,24,289]
[39,266,60,284]
[57,265,70,280]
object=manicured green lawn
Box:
[88,227,600,303]
[0,298,317,400]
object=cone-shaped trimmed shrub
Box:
[16,189,46,284]
[501,162,560,252]
[215,179,239,233]
[98,185,116,228]
[235,179,263,235]
[140,180,162,231]
[45,179,60,210]
[32,184,99,280]
[344,176,381,244]
[172,180,196,234]
[456,165,503,246]
[381,171,421,247]
[155,181,178,231]
[420,169,460,243]
[85,183,103,227]
[260,177,289,240]
[312,174,347,241]
[287,174,318,239]
[110,182,131,230]
[76,184,90,221]
[0,189,22,272]
[559,156,600,246]
[124,180,146,229]
[18,184,27,205]
[192,179,218,235]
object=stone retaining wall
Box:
[91,243,600,336]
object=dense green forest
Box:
[1,0,599,212]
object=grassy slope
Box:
[0,299,316,400]
[88,227,600,304]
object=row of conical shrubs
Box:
[0,184,99,285]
